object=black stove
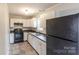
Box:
[14,28,24,43]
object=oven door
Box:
[14,29,24,43]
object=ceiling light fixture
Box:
[20,8,39,15]
[24,8,35,14]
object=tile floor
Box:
[9,41,38,55]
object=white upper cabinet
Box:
[31,18,38,28]
[10,18,32,27]
[37,11,55,34]
[22,19,32,27]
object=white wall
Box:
[47,3,79,18]
[0,4,9,54]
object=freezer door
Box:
[47,36,78,55]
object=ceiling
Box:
[8,3,56,19]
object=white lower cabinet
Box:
[10,33,14,43]
[24,32,28,41]
[28,34,46,55]
[39,40,46,55]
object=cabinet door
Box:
[30,36,41,54]
[40,41,46,55]
[28,34,37,50]
[28,34,33,45]
[32,36,46,55]
[23,20,32,27]
[10,19,16,27]
[24,32,28,41]
[10,33,14,43]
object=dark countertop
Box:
[10,30,36,33]
[10,29,46,42]
[10,27,36,29]
[10,27,36,33]
[29,32,46,42]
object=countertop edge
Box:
[28,32,46,43]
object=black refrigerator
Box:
[46,13,79,55]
